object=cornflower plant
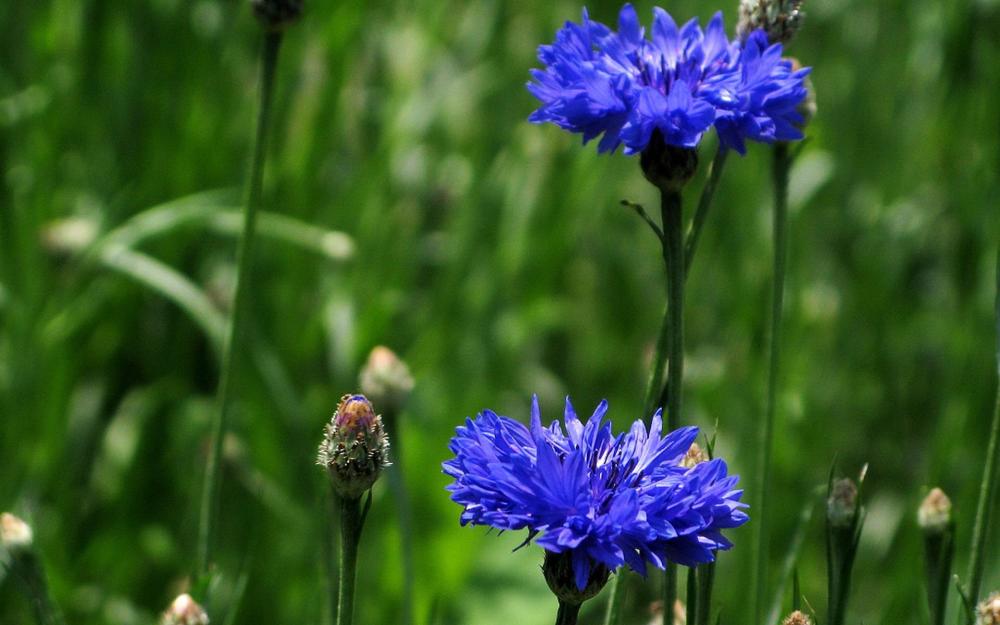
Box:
[526,3,811,623]
[443,397,748,625]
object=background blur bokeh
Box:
[2,0,999,624]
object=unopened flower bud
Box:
[359,346,414,416]
[918,488,952,534]
[1,512,33,551]
[317,394,390,498]
[827,478,858,528]
[542,550,609,606]
[161,594,209,625]
[681,443,709,469]
[782,610,812,625]
[640,132,698,193]
[737,0,805,45]
[251,0,302,31]
[979,592,1000,625]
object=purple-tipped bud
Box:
[827,478,859,528]
[161,594,209,625]
[0,512,33,551]
[317,394,390,498]
[782,611,813,625]
[979,592,1000,625]
[918,487,952,534]
[359,346,414,415]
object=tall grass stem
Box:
[197,30,284,578]
[964,249,1000,619]
[750,142,791,625]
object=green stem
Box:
[696,562,716,625]
[663,562,678,625]
[196,30,283,578]
[337,495,364,625]
[684,146,729,278]
[965,249,1000,619]
[924,527,955,625]
[662,189,684,432]
[750,142,791,625]
[385,411,415,625]
[686,567,698,625]
[8,550,66,625]
[555,601,581,625]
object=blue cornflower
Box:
[527,4,811,156]
[443,396,748,591]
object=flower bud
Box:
[542,550,609,606]
[251,0,303,31]
[917,487,952,534]
[1,512,33,551]
[359,346,414,416]
[317,394,390,498]
[979,592,1000,625]
[827,478,858,528]
[736,0,805,45]
[640,131,698,193]
[161,594,209,625]
[681,442,709,469]
[782,611,812,625]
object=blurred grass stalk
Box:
[1,513,65,625]
[750,141,791,625]
[197,30,284,578]
[961,249,1000,622]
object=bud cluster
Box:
[736,0,805,45]
[317,394,390,498]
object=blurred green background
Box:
[1,0,999,623]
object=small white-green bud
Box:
[782,611,813,625]
[161,594,209,625]
[0,512,33,551]
[827,478,858,528]
[917,487,952,534]
[359,346,414,415]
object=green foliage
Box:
[1,1,999,624]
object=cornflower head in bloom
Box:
[443,397,748,596]
[527,3,811,157]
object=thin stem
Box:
[8,550,66,625]
[965,249,1000,618]
[686,567,698,625]
[696,563,716,625]
[555,601,581,625]
[663,562,678,625]
[662,189,684,431]
[196,31,283,578]
[385,411,415,625]
[337,495,363,625]
[684,146,729,278]
[750,142,791,625]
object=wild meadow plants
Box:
[1,0,999,624]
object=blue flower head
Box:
[443,397,749,591]
[528,4,811,156]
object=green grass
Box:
[1,1,999,624]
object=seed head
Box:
[317,394,390,498]
[979,592,1000,625]
[827,478,859,528]
[0,513,33,550]
[681,443,709,469]
[737,0,805,45]
[917,487,952,534]
[161,594,209,625]
[359,346,414,415]
[251,0,303,32]
[782,610,813,625]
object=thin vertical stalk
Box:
[337,495,363,625]
[684,146,729,277]
[555,601,582,625]
[662,188,684,625]
[686,568,698,625]
[8,549,66,625]
[696,562,716,625]
[196,30,284,577]
[385,412,415,625]
[964,249,1000,619]
[750,142,791,625]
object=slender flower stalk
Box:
[825,474,865,625]
[749,140,791,624]
[684,146,729,277]
[919,488,955,625]
[2,513,65,625]
[964,250,1000,620]
[196,27,285,578]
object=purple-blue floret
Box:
[527,3,811,155]
[443,397,749,590]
